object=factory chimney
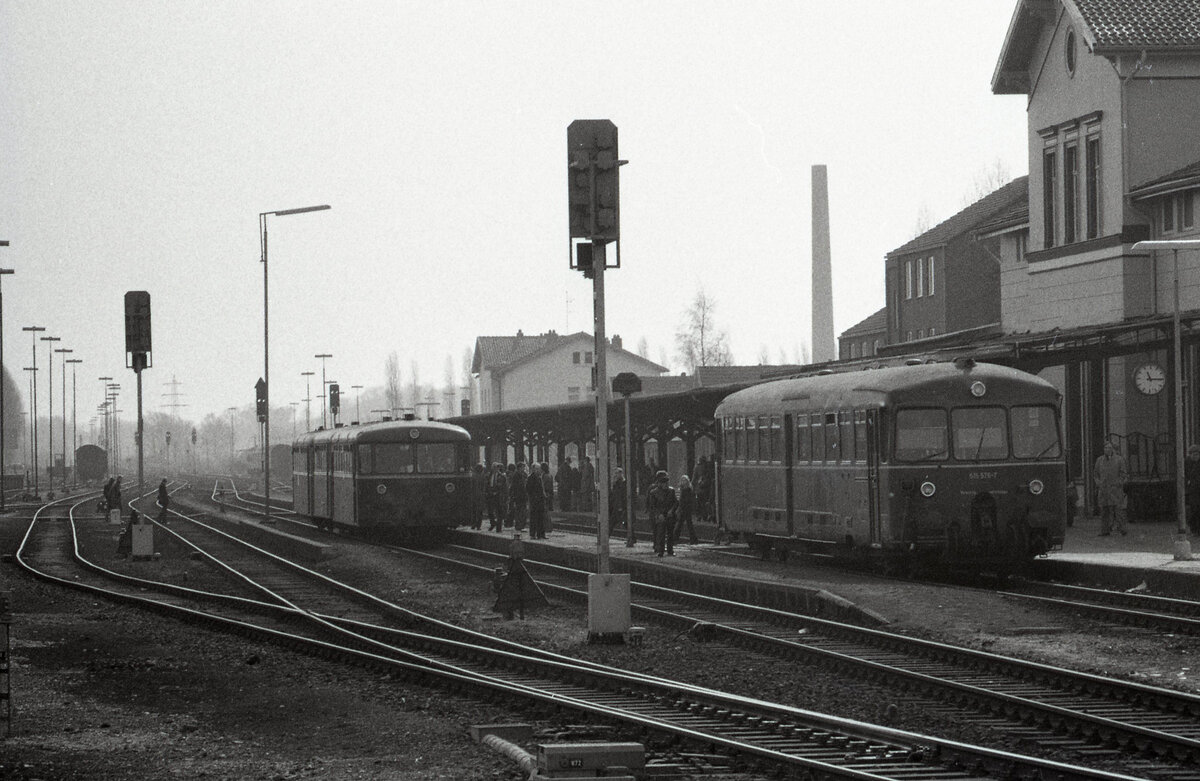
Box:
[811,164,834,363]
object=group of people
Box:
[1093,439,1200,536]
[475,461,552,539]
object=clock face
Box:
[1134,363,1166,395]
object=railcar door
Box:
[783,413,794,535]
[866,409,882,544]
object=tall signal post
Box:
[124,291,151,513]
[567,119,629,642]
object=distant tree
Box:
[636,336,649,359]
[408,361,421,417]
[384,351,402,416]
[913,202,935,238]
[965,158,1012,205]
[758,344,771,365]
[442,355,456,419]
[675,287,733,373]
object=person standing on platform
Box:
[558,457,575,512]
[1186,445,1200,535]
[648,470,677,557]
[509,462,529,532]
[1093,441,1128,536]
[486,463,507,532]
[579,456,595,512]
[608,467,628,534]
[673,474,698,545]
[541,462,554,513]
[526,464,546,539]
[471,464,486,530]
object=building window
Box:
[1043,149,1057,248]
[1064,142,1079,244]
[917,329,925,339]
[1185,191,1196,230]
[905,260,914,299]
[861,340,869,356]
[1016,233,1027,264]
[929,327,936,337]
[1085,136,1101,238]
[584,351,593,364]
[927,256,935,296]
[572,352,581,364]
[916,257,924,297]
[906,330,913,341]
[567,386,580,403]
[850,343,860,359]
[872,339,880,354]
[1164,197,1176,233]
[1065,28,1077,76]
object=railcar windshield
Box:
[359,441,470,474]
[1011,405,1061,459]
[894,408,949,462]
[952,407,1008,461]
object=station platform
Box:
[1033,513,1200,597]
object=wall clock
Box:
[1134,363,1166,395]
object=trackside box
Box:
[537,742,644,777]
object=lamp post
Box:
[351,384,363,424]
[54,347,71,489]
[227,407,237,464]
[260,204,331,525]
[66,359,82,475]
[289,402,299,439]
[1132,239,1200,561]
[0,258,13,508]
[108,384,121,470]
[314,353,332,429]
[40,336,59,488]
[22,327,45,495]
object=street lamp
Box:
[300,371,315,432]
[314,353,332,429]
[0,258,13,509]
[54,347,71,489]
[40,336,60,488]
[260,204,330,526]
[22,366,37,496]
[351,384,363,424]
[66,359,82,478]
[1132,239,1200,561]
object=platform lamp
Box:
[22,365,37,497]
[260,204,330,526]
[39,336,60,489]
[1131,239,1200,561]
[54,347,71,490]
[0,257,13,509]
[22,327,45,496]
[66,359,82,479]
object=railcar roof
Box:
[715,361,1057,415]
[292,419,470,447]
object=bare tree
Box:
[913,202,936,238]
[384,351,402,416]
[636,336,649,358]
[675,287,733,372]
[408,361,422,417]
[965,158,1012,205]
[442,354,456,419]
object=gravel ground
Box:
[2,502,1198,779]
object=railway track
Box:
[405,537,1200,777]
[12,495,1145,781]
[1001,580,1200,635]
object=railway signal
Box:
[255,378,268,422]
[124,290,152,558]
[566,119,630,642]
[329,383,340,417]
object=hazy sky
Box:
[1,1,1028,428]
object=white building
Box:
[470,330,667,414]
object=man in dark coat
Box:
[526,465,547,539]
[509,463,529,531]
[485,463,507,532]
[156,479,171,523]
[647,471,678,557]
[608,467,628,534]
[1186,445,1200,534]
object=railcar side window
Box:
[747,417,759,462]
[894,409,949,462]
[767,416,781,463]
[734,418,744,463]
[357,446,372,474]
[370,443,416,474]
[796,414,811,462]
[839,412,854,463]
[952,407,1008,461]
[824,413,839,462]
[854,410,868,462]
[1011,405,1061,458]
[812,416,825,462]
[417,443,464,473]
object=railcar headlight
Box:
[1029,479,1044,496]
[376,484,387,495]
[445,482,456,494]
[970,381,987,398]
[920,481,936,498]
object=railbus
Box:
[292,418,474,538]
[715,359,1067,571]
